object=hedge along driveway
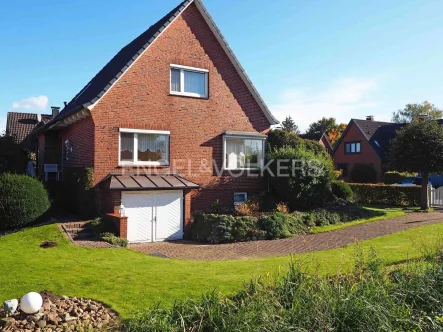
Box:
[349,183,421,206]
[1,218,443,317]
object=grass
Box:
[310,205,408,234]
[1,220,443,318]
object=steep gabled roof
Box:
[352,119,393,141]
[46,0,277,130]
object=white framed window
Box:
[234,192,248,206]
[119,128,170,166]
[223,134,265,170]
[170,64,209,98]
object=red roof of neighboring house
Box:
[6,112,52,149]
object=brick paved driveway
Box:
[129,212,443,260]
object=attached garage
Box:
[101,174,200,243]
[123,190,183,243]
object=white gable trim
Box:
[88,0,278,125]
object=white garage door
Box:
[122,190,183,243]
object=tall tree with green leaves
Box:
[281,116,300,134]
[389,120,443,209]
[392,101,442,123]
[306,117,337,137]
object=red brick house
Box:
[332,116,403,182]
[36,0,278,243]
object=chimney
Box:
[366,115,374,121]
[51,106,60,118]
[64,101,68,107]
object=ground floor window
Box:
[234,192,248,205]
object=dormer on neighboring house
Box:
[35,0,278,243]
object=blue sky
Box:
[1,0,442,132]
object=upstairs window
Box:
[120,129,170,166]
[223,133,265,170]
[170,65,208,98]
[344,141,361,154]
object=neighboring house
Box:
[333,116,407,182]
[36,0,278,243]
[299,132,333,155]
[6,111,53,154]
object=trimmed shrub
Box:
[384,171,418,184]
[100,232,128,247]
[331,181,353,201]
[231,216,266,241]
[190,213,235,243]
[350,163,378,183]
[349,183,421,206]
[266,146,334,209]
[310,209,341,226]
[0,173,50,230]
[257,212,291,239]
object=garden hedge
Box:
[384,171,417,184]
[349,183,421,206]
[0,173,50,230]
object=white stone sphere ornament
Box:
[20,292,43,314]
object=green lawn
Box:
[1,221,443,317]
[310,205,407,234]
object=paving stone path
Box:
[128,212,443,260]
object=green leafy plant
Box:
[266,146,334,209]
[101,232,128,248]
[331,181,353,201]
[0,173,50,230]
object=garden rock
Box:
[3,299,18,314]
[0,291,119,331]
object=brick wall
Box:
[60,116,95,169]
[333,122,383,182]
[90,3,271,219]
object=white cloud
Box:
[270,78,387,131]
[11,95,48,111]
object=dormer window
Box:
[170,64,208,98]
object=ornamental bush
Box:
[350,163,378,183]
[0,173,50,230]
[331,181,354,201]
[266,146,334,209]
[349,183,421,206]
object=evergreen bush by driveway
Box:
[0,173,50,230]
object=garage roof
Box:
[102,174,200,191]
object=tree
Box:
[281,116,300,134]
[306,117,337,137]
[0,133,29,174]
[389,120,443,209]
[392,101,442,123]
[327,123,347,146]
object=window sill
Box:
[118,163,170,168]
[169,92,208,100]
